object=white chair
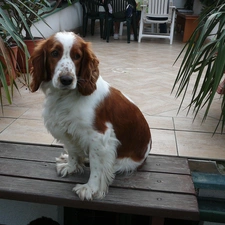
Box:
[138,0,176,44]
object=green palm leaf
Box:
[173,1,225,133]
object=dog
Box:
[30,31,151,200]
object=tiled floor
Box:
[0,30,225,161]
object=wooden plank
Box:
[0,158,195,194]
[0,141,62,162]
[114,173,195,194]
[0,175,199,220]
[0,142,190,174]
[141,155,191,175]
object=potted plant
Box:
[172,0,225,132]
[0,37,17,106]
[0,6,30,107]
[1,0,64,72]
[0,35,18,85]
[0,0,74,107]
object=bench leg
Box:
[151,217,164,225]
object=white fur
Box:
[53,32,77,90]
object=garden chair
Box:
[79,0,105,38]
[104,0,137,43]
[138,0,176,44]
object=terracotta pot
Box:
[17,38,43,73]
[0,44,18,86]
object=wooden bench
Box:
[0,142,199,225]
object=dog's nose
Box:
[60,75,73,86]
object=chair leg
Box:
[91,19,95,36]
[169,11,176,44]
[106,18,112,42]
[100,19,103,38]
[99,13,105,38]
[102,15,107,40]
[83,17,88,37]
[127,18,131,43]
[132,13,138,41]
[138,18,143,43]
[119,22,123,36]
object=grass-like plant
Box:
[0,7,29,108]
[0,0,70,109]
[172,0,225,132]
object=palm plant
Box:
[0,0,72,108]
[1,0,63,40]
[0,37,17,106]
[172,0,225,132]
[0,7,29,107]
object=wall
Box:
[173,0,186,8]
[173,0,202,14]
[31,2,83,38]
[193,0,202,14]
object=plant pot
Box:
[17,38,43,73]
[0,44,18,86]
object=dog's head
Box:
[29,32,99,95]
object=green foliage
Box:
[0,0,74,109]
[1,0,63,39]
[173,0,225,132]
[0,6,28,108]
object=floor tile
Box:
[20,107,43,120]
[0,106,28,118]
[150,129,177,156]
[0,118,15,132]
[144,115,174,130]
[174,116,224,134]
[0,118,54,145]
[176,131,225,160]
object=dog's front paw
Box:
[56,153,68,163]
[72,184,106,201]
[56,162,84,178]
[56,153,84,177]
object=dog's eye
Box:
[74,53,80,60]
[51,50,59,58]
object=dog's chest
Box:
[42,92,95,138]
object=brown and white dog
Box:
[30,31,151,200]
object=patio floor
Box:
[0,30,225,161]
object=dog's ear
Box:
[29,39,49,92]
[77,41,99,96]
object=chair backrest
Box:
[107,0,136,17]
[147,0,170,18]
[80,0,101,16]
